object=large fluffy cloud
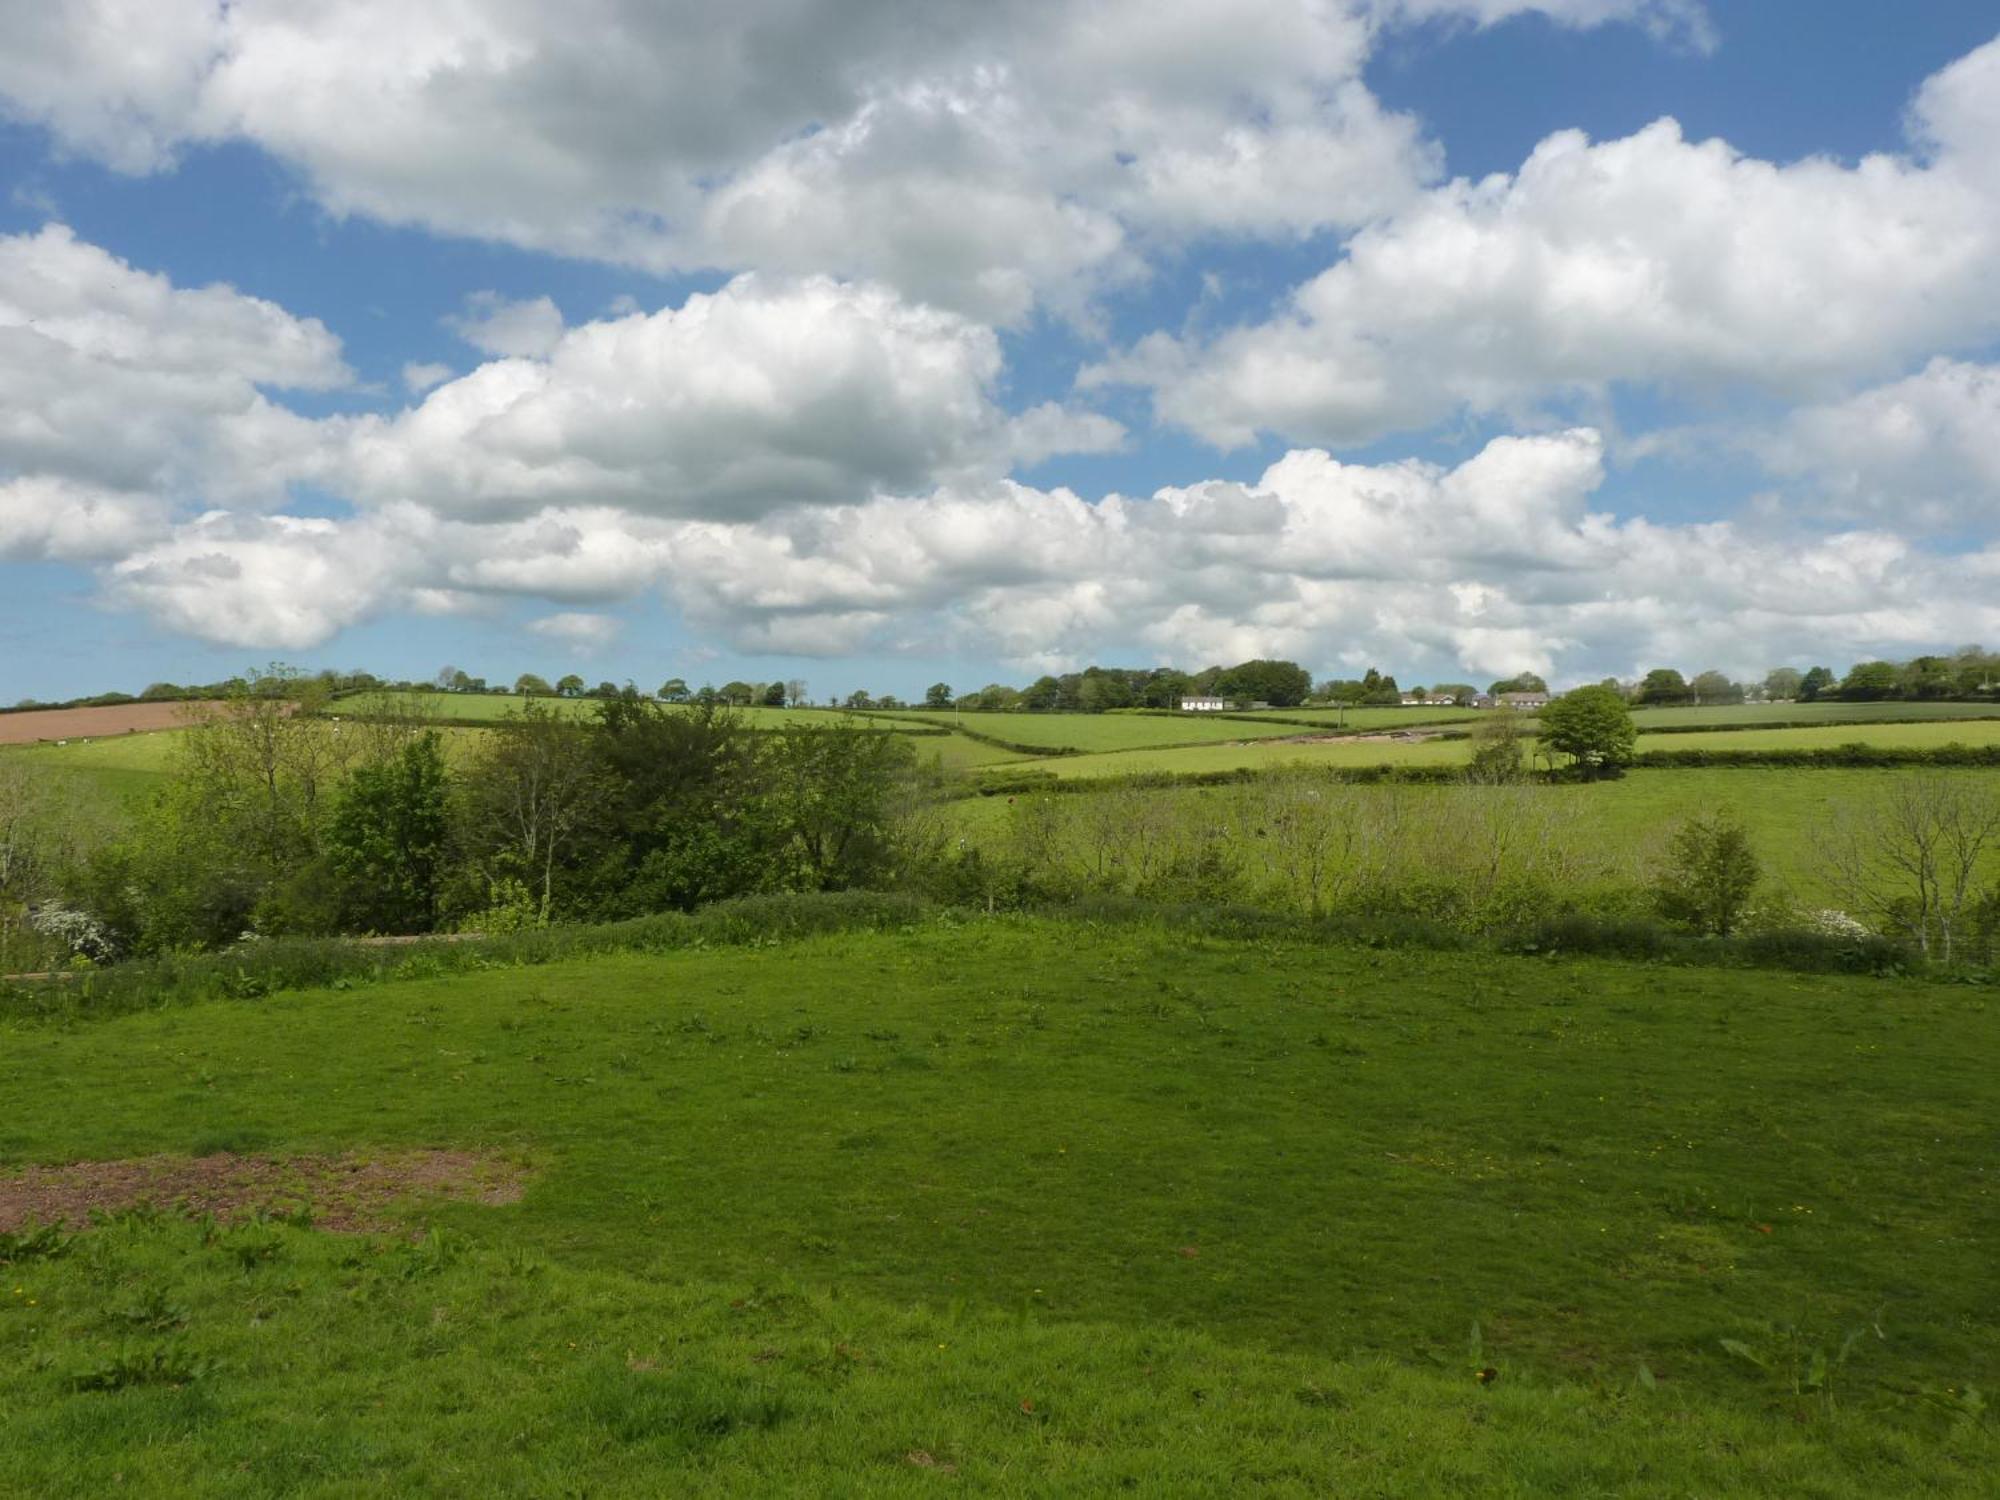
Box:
[1095,36,2000,445]
[0,0,1705,322]
[93,428,2000,684]
[334,273,1117,522]
[0,224,344,560]
[1765,359,2000,528]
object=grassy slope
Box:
[1,920,1994,1493]
[1023,718,2000,781]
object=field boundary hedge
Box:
[1634,743,2000,769]
[9,885,1970,1027]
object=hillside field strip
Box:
[1,918,1993,1493]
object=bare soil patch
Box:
[0,1149,526,1233]
[0,701,223,745]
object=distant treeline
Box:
[19,644,2000,722]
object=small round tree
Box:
[1537,684,1636,779]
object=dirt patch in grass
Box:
[0,1149,526,1233]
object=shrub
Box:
[1654,813,1760,936]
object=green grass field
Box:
[1638,721,2000,753]
[1,918,1992,1493]
[1039,733,1473,779]
[885,711,1315,752]
[942,766,2000,893]
[1634,701,2000,728]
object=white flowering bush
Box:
[27,902,118,964]
[1805,908,1873,941]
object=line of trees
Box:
[1623,649,2000,707]
[17,670,920,959]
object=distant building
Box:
[1468,693,1497,709]
[1179,695,1230,712]
[1498,691,1551,709]
[1399,693,1427,706]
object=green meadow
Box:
[885,711,1312,752]
[2,916,1994,1493]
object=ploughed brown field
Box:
[0,701,220,744]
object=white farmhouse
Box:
[1179,695,1230,712]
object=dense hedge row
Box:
[0,890,933,1024]
[1634,743,2000,768]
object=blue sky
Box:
[2,0,1999,701]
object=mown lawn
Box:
[1,918,1993,1493]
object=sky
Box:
[2,1,1999,702]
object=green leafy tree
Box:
[1214,659,1312,707]
[1020,675,1060,711]
[1900,656,1954,700]
[761,681,788,707]
[1799,666,1835,701]
[1638,668,1694,705]
[457,699,604,923]
[1465,706,1527,784]
[555,674,586,698]
[1654,812,1760,936]
[1839,661,1900,700]
[658,678,690,702]
[1689,670,1743,705]
[1763,667,1803,701]
[761,723,919,890]
[1537,685,1636,779]
[515,674,553,696]
[328,732,451,934]
[924,682,954,709]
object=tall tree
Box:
[1537,686,1636,778]
[328,732,451,933]
[458,699,604,922]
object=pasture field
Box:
[973,716,2000,783]
[2,731,185,812]
[1232,705,1488,729]
[1036,733,1474,779]
[1633,701,2000,729]
[1636,720,2000,753]
[941,766,2000,892]
[1,918,1993,1493]
[887,711,1312,752]
[916,732,1037,771]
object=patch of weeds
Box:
[500,1245,548,1279]
[385,1228,463,1280]
[571,1360,793,1448]
[1,1221,74,1264]
[220,1227,285,1270]
[1718,1312,1885,1411]
[188,1125,271,1156]
[112,1286,190,1334]
[69,1342,215,1393]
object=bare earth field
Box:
[0,701,220,744]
